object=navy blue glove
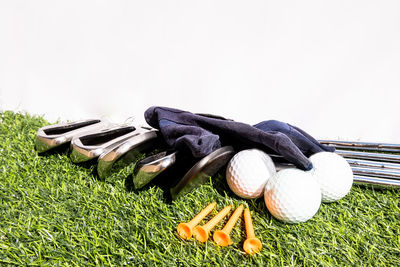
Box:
[253,120,335,156]
[145,106,333,170]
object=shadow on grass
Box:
[211,168,270,215]
[124,152,200,203]
[38,145,101,179]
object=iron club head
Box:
[132,150,178,190]
[35,119,110,153]
[70,125,152,163]
[97,128,161,179]
[170,146,235,200]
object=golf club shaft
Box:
[351,167,400,180]
[336,150,400,163]
[346,158,400,171]
[320,140,400,153]
[333,144,400,187]
[353,175,400,188]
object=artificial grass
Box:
[0,110,399,266]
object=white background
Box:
[1,0,399,142]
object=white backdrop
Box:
[1,0,399,142]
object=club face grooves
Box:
[132,150,178,189]
[79,126,136,146]
[97,130,160,180]
[35,119,109,153]
[43,120,101,135]
[70,126,154,163]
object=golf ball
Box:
[264,168,321,223]
[309,152,353,203]
[226,149,276,199]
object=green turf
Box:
[0,111,399,266]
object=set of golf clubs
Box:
[35,119,235,200]
[319,140,400,188]
[36,119,400,200]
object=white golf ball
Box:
[264,168,321,223]
[309,152,353,203]
[226,149,276,199]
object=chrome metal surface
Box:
[274,162,295,172]
[97,129,159,179]
[336,150,400,163]
[346,159,400,171]
[353,175,400,188]
[132,151,178,189]
[70,125,153,163]
[320,140,400,153]
[35,119,110,153]
[351,167,400,180]
[170,146,235,200]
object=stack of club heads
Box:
[132,146,235,200]
[36,119,160,179]
[36,119,110,153]
[36,119,235,199]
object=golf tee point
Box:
[177,202,216,240]
[243,208,262,254]
[193,205,232,242]
[213,204,244,247]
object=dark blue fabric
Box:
[253,120,335,156]
[145,106,334,170]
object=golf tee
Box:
[193,205,232,242]
[177,202,216,240]
[243,208,262,254]
[213,204,244,247]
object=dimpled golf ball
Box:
[226,149,276,199]
[264,168,321,223]
[309,152,353,203]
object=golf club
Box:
[336,150,400,163]
[353,175,400,188]
[324,140,400,188]
[351,167,400,180]
[335,142,400,187]
[132,150,178,189]
[346,158,400,171]
[319,140,400,153]
[97,129,160,179]
[35,119,111,153]
[170,146,235,200]
[70,125,154,163]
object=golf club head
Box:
[35,119,110,153]
[132,150,178,189]
[70,125,152,163]
[170,146,235,200]
[97,129,161,179]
